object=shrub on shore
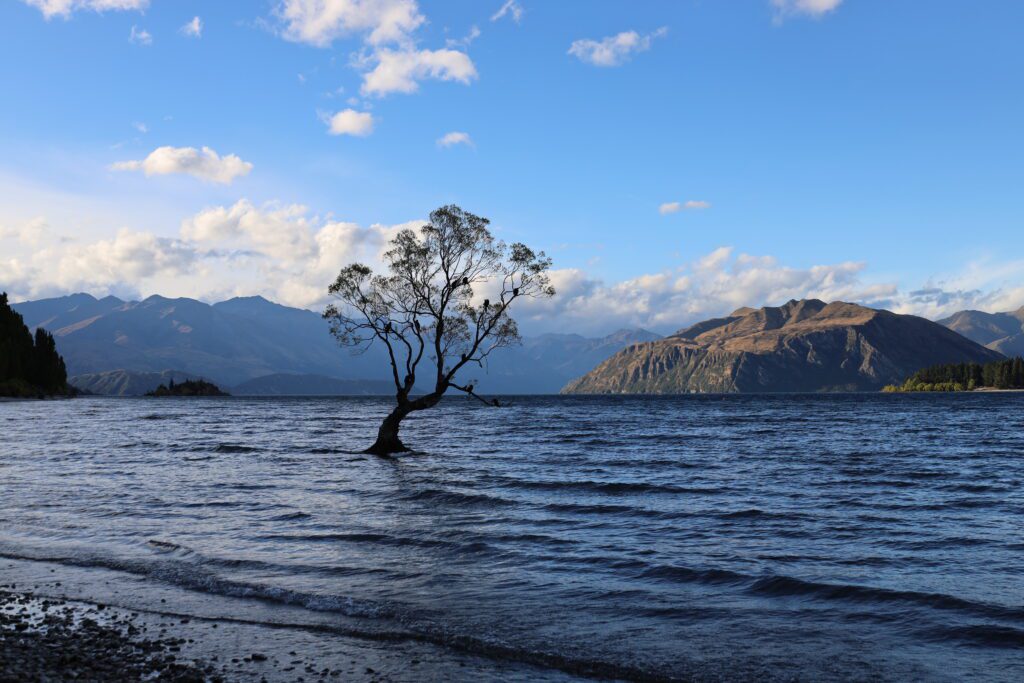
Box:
[883,357,1024,392]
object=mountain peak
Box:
[565,300,999,394]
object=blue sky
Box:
[2,0,1023,334]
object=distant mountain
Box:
[13,294,658,394]
[939,308,1024,357]
[478,328,662,393]
[15,294,391,387]
[232,373,393,396]
[563,299,1003,394]
[69,369,199,397]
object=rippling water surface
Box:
[2,395,1024,680]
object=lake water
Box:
[2,395,1023,681]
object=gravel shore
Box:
[1,587,213,682]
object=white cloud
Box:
[3,228,198,301]
[446,25,480,49]
[361,47,477,96]
[275,0,425,47]
[132,121,148,134]
[0,217,56,247]
[515,247,897,335]
[7,198,1024,333]
[272,0,476,98]
[180,16,202,38]
[660,200,711,215]
[129,25,152,45]
[326,109,375,136]
[491,0,523,24]
[771,0,843,19]
[0,199,421,308]
[179,200,417,307]
[569,27,668,67]
[437,131,473,148]
[182,200,317,264]
[21,0,147,19]
[111,146,254,184]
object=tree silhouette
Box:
[1,292,69,397]
[324,205,554,454]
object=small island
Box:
[145,378,229,397]
[884,357,1024,392]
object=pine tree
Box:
[1,292,70,397]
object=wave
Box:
[268,511,312,521]
[0,549,678,682]
[639,564,747,586]
[717,508,805,521]
[925,623,1024,648]
[747,575,1024,621]
[401,488,516,508]
[255,531,489,553]
[510,479,725,495]
[213,444,261,453]
[627,561,1024,624]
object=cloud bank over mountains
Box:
[5,200,1023,337]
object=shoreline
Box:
[1,557,583,682]
[1,588,214,681]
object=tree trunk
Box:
[366,404,411,455]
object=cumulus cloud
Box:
[7,198,1024,334]
[272,0,476,98]
[771,0,843,19]
[111,146,254,184]
[3,228,198,302]
[326,109,375,136]
[275,0,425,47]
[437,131,473,148]
[180,16,202,38]
[361,48,477,96]
[569,27,668,67]
[660,200,711,215]
[21,0,147,19]
[512,247,900,335]
[1,201,422,308]
[178,200,418,307]
[129,25,152,45]
[491,0,523,24]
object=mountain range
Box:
[938,308,1024,357]
[563,299,1003,394]
[12,293,659,395]
[14,293,1020,396]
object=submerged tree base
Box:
[364,438,411,456]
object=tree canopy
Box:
[323,205,554,454]
[883,357,1024,392]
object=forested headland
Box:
[0,292,70,398]
[884,357,1024,392]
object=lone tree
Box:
[324,205,554,455]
